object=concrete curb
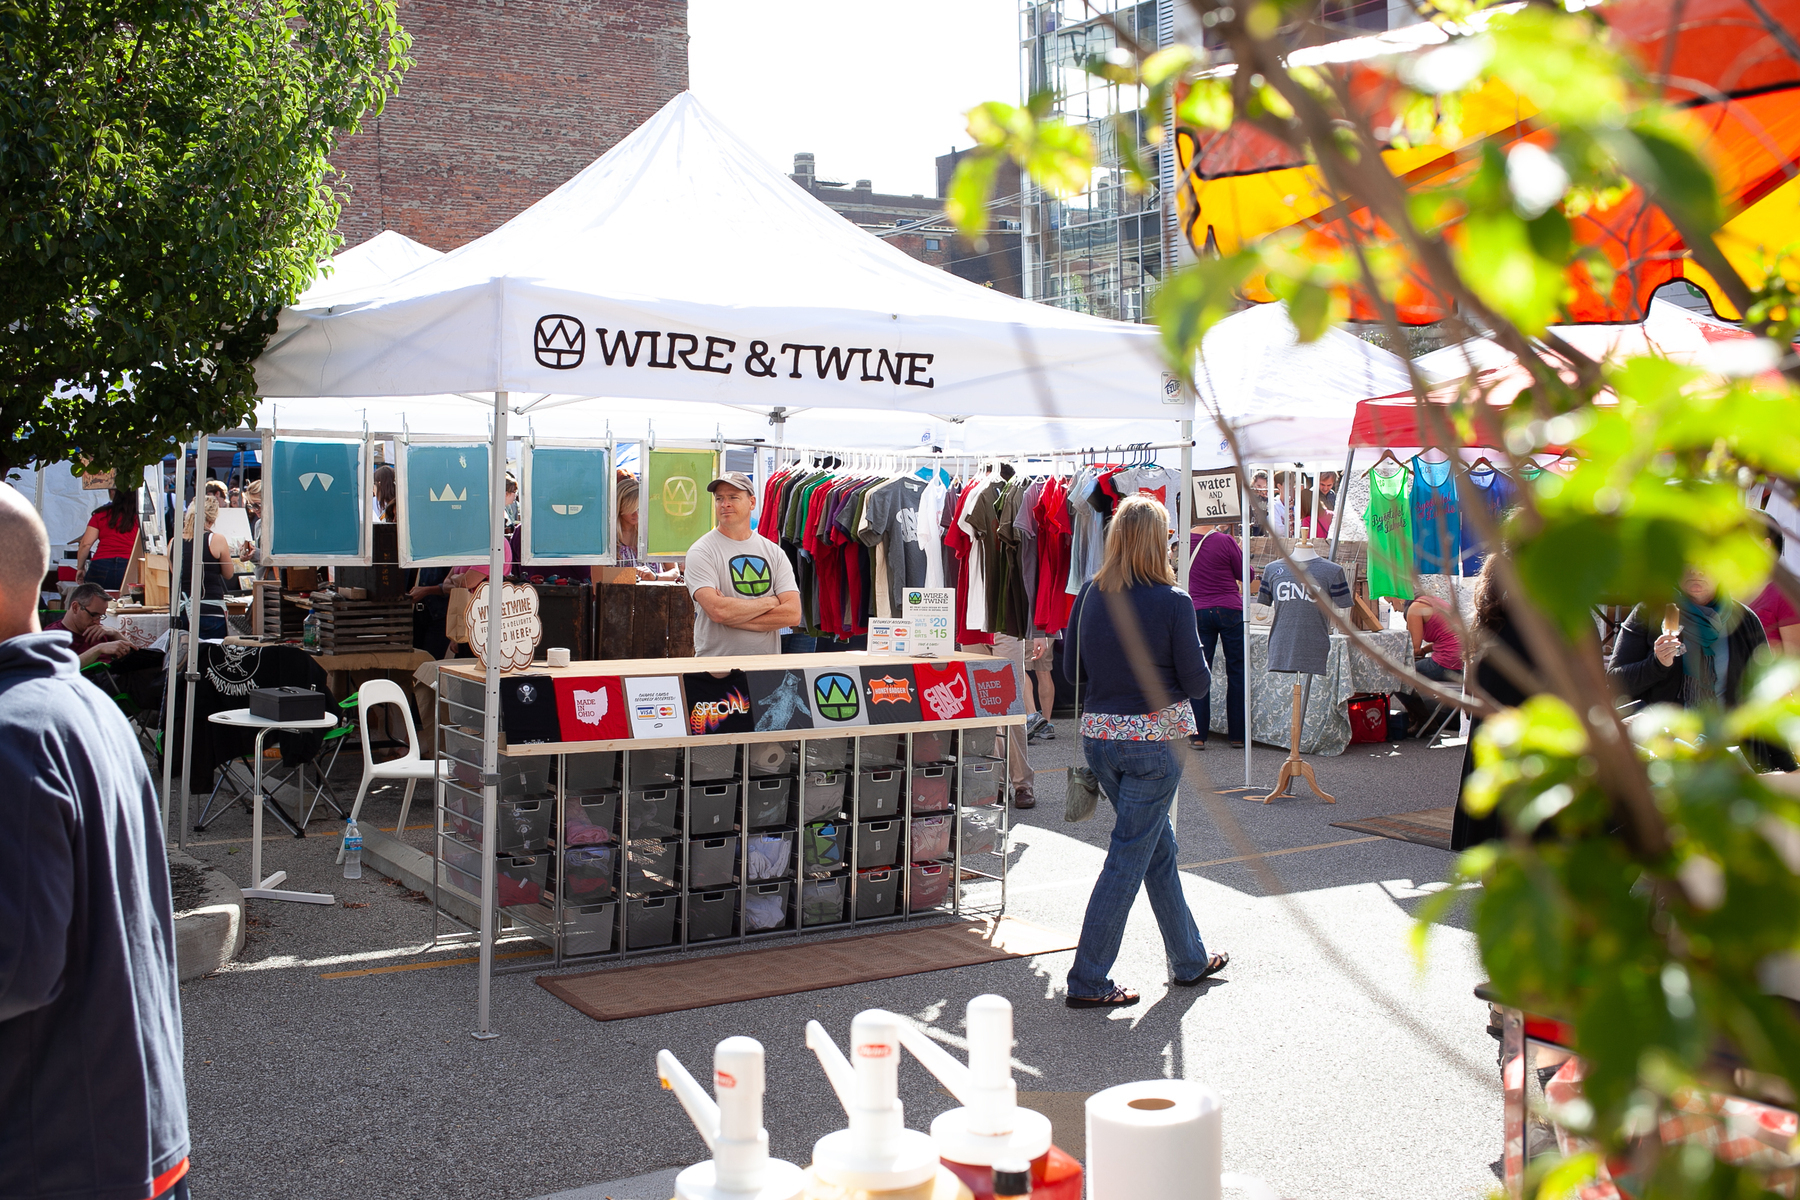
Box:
[169,849,245,981]
[362,826,482,929]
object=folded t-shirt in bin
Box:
[744,891,786,931]
[747,834,792,881]
[563,812,613,847]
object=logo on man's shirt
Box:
[730,554,773,596]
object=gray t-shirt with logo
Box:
[1257,557,1351,674]
[684,528,800,657]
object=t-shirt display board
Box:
[625,675,685,738]
[265,436,368,564]
[915,661,975,721]
[683,669,756,735]
[967,659,1024,717]
[500,675,560,743]
[747,668,814,732]
[554,676,630,741]
[902,588,954,657]
[805,667,869,729]
[859,665,922,724]
[646,448,718,557]
[522,442,613,564]
[400,442,492,566]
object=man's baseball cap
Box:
[707,472,755,496]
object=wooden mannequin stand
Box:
[1263,678,1337,803]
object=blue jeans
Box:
[86,556,128,590]
[1067,737,1209,996]
[1190,608,1246,744]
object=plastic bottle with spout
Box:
[802,1010,973,1200]
[893,996,1082,1200]
[657,1036,804,1200]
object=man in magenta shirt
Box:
[1187,523,1250,749]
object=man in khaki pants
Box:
[960,632,1036,809]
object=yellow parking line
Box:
[321,948,549,979]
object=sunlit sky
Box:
[688,0,1021,200]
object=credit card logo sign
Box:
[813,673,859,721]
[573,688,607,726]
[297,472,334,492]
[662,476,698,517]
[730,555,772,596]
[534,314,585,369]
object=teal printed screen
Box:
[405,443,490,563]
[529,447,610,559]
[271,439,362,558]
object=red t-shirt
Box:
[1033,476,1074,634]
[86,510,137,560]
[1751,581,1800,641]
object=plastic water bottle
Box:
[302,610,320,649]
[343,817,363,879]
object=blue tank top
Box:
[1410,456,1459,575]
[1459,466,1515,574]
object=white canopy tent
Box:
[250,92,1182,1036]
[298,229,443,304]
[1191,301,1412,468]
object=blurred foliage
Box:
[955,0,1800,1194]
[0,1,411,476]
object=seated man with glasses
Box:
[44,582,132,668]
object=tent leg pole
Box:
[1243,462,1253,789]
[161,450,190,839]
[475,391,507,1042]
[179,432,208,848]
[1177,419,1192,831]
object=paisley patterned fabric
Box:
[1202,626,1413,754]
[1079,702,1199,742]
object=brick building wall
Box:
[330,0,688,251]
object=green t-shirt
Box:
[1364,468,1415,603]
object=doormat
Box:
[537,918,1076,1022]
[1330,807,1456,852]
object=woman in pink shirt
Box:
[1397,594,1463,736]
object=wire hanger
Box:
[1366,448,1410,477]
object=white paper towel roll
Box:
[749,742,790,774]
[1086,1079,1222,1200]
[546,647,571,668]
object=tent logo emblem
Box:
[430,485,467,503]
[730,555,772,596]
[298,472,334,492]
[534,314,586,369]
[550,504,584,516]
[662,476,698,517]
[813,673,859,721]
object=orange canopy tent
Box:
[1174,0,1800,323]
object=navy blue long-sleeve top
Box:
[1059,581,1212,715]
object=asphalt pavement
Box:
[171,720,1498,1200]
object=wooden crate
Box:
[594,581,695,659]
[260,586,310,639]
[309,593,415,653]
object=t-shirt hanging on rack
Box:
[1459,465,1515,575]
[1257,557,1352,675]
[1064,468,1107,596]
[1033,474,1074,634]
[1410,455,1459,575]
[918,475,947,589]
[1364,465,1415,602]
[859,475,927,618]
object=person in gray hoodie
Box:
[0,484,190,1200]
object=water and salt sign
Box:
[1192,469,1242,522]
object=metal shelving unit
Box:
[430,669,1013,976]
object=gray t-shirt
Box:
[859,476,927,615]
[684,528,800,657]
[1257,557,1351,674]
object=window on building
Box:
[925,238,941,251]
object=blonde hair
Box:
[617,478,640,520]
[246,479,262,497]
[183,495,220,539]
[1095,495,1176,591]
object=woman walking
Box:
[1061,496,1227,1009]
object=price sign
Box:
[902,588,954,658]
[1192,469,1242,522]
[467,580,543,673]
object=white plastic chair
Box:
[337,678,439,863]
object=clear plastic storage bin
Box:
[909,815,951,863]
[857,769,903,819]
[803,738,850,772]
[740,881,791,932]
[746,776,794,829]
[856,867,900,918]
[959,760,1001,807]
[911,730,952,766]
[744,831,795,881]
[686,890,737,941]
[626,896,677,948]
[856,820,901,869]
[688,782,738,835]
[625,838,679,895]
[909,862,952,911]
[803,821,847,876]
[688,743,738,782]
[625,788,681,839]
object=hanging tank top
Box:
[1459,466,1515,574]
[1364,466,1414,602]
[1410,456,1459,575]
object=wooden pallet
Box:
[259,586,310,639]
[308,593,415,653]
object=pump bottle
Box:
[801,1010,974,1200]
[894,996,1081,1200]
[658,1036,805,1200]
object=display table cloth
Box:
[1201,626,1411,755]
[103,609,170,648]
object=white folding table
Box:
[206,708,340,905]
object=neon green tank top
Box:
[1364,467,1414,602]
